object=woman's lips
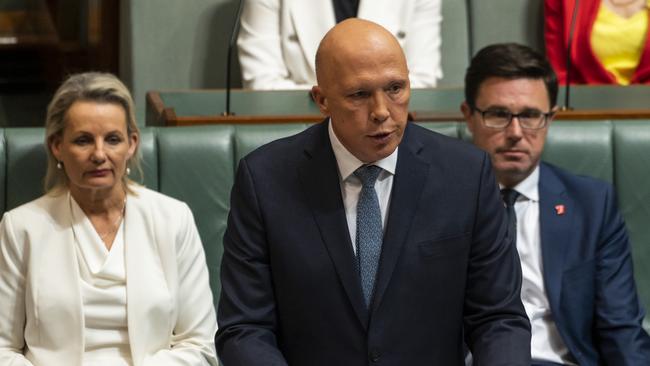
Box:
[87,169,110,177]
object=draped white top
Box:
[70,195,132,366]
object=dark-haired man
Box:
[463,43,650,365]
[217,20,531,365]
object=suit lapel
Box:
[539,163,574,313]
[38,194,84,366]
[357,0,394,23]
[124,191,172,364]
[290,0,335,72]
[372,124,429,312]
[297,121,369,328]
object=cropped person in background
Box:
[545,0,650,84]
[0,73,218,366]
[463,43,650,365]
[237,0,442,89]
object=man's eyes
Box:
[348,90,370,99]
[519,111,542,119]
[386,83,404,94]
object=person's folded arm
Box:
[237,0,309,90]
[406,0,442,88]
[544,0,568,83]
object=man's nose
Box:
[370,92,390,123]
[504,117,524,140]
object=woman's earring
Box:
[126,167,131,175]
[56,161,62,169]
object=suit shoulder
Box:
[242,122,322,166]
[130,185,190,213]
[408,123,487,161]
[542,162,614,194]
[3,194,61,223]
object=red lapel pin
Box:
[554,204,565,215]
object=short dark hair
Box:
[464,43,558,108]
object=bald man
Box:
[216,19,531,365]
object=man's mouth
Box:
[369,131,393,143]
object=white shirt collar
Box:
[500,165,540,202]
[328,118,398,181]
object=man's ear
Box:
[311,86,330,116]
[460,101,475,134]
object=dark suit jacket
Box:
[538,163,650,365]
[216,121,531,365]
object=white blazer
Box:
[237,0,442,89]
[0,186,218,366]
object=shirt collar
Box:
[500,164,540,202]
[328,118,398,181]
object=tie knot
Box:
[354,165,382,188]
[501,188,520,207]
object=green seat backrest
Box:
[5,128,46,210]
[613,121,650,322]
[2,121,650,327]
[156,126,235,306]
[543,121,613,183]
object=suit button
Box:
[288,34,298,42]
[396,30,406,39]
[370,351,380,362]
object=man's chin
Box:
[494,162,535,182]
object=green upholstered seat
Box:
[5,128,46,210]
[1,121,649,331]
[613,121,650,328]
[543,121,614,183]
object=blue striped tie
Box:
[354,165,383,308]
[501,188,520,246]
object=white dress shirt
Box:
[70,195,133,366]
[507,166,576,365]
[328,120,397,253]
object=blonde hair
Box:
[44,72,142,194]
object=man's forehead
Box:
[476,77,550,108]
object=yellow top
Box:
[591,2,649,85]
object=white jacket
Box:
[0,186,218,366]
[237,0,442,89]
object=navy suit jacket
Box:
[216,121,531,365]
[538,163,650,365]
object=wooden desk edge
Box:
[411,109,650,122]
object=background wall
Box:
[120,0,243,125]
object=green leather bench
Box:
[2,121,649,331]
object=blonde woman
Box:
[0,72,218,366]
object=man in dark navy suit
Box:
[462,43,650,366]
[216,19,531,365]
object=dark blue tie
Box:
[501,188,520,246]
[354,165,383,308]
